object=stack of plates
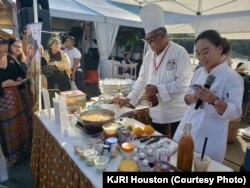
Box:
[99,78,133,97]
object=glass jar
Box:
[176,123,194,172]
[117,142,139,172]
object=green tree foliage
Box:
[231,40,250,58]
[116,26,144,53]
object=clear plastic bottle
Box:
[141,159,152,172]
[138,152,146,171]
[117,142,139,172]
[176,123,194,172]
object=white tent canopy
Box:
[49,0,142,28]
[112,0,250,15]
[164,10,250,39]
[112,0,250,39]
[75,0,142,28]
[49,0,105,23]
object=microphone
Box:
[195,74,216,110]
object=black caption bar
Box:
[103,172,250,187]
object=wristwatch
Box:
[212,97,220,105]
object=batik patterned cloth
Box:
[0,87,32,166]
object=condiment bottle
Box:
[176,123,194,172]
[117,142,139,172]
[106,137,118,158]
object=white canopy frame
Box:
[111,0,250,39]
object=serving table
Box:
[31,109,232,188]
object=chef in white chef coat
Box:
[114,4,193,138]
[173,30,244,163]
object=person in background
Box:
[114,4,193,138]
[235,62,248,78]
[8,38,33,121]
[20,25,28,56]
[41,37,71,91]
[235,62,246,73]
[173,30,244,163]
[0,37,32,166]
[121,52,132,74]
[64,35,84,91]
[8,38,28,73]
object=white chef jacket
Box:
[128,41,193,123]
[173,61,244,163]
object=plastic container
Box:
[102,123,118,138]
[60,90,86,109]
[94,155,109,172]
[84,149,98,166]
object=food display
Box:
[81,114,111,122]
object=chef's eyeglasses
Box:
[143,31,162,44]
[0,38,8,44]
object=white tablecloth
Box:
[35,110,233,188]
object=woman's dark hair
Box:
[236,62,244,69]
[195,30,230,55]
[8,38,26,63]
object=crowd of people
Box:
[0,31,87,168]
[0,4,247,179]
[0,37,32,167]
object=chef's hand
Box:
[113,97,130,108]
[146,84,158,97]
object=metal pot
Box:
[79,109,115,126]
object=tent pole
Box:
[33,0,38,23]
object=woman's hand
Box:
[195,86,216,104]
[2,79,22,88]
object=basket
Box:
[227,117,241,143]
